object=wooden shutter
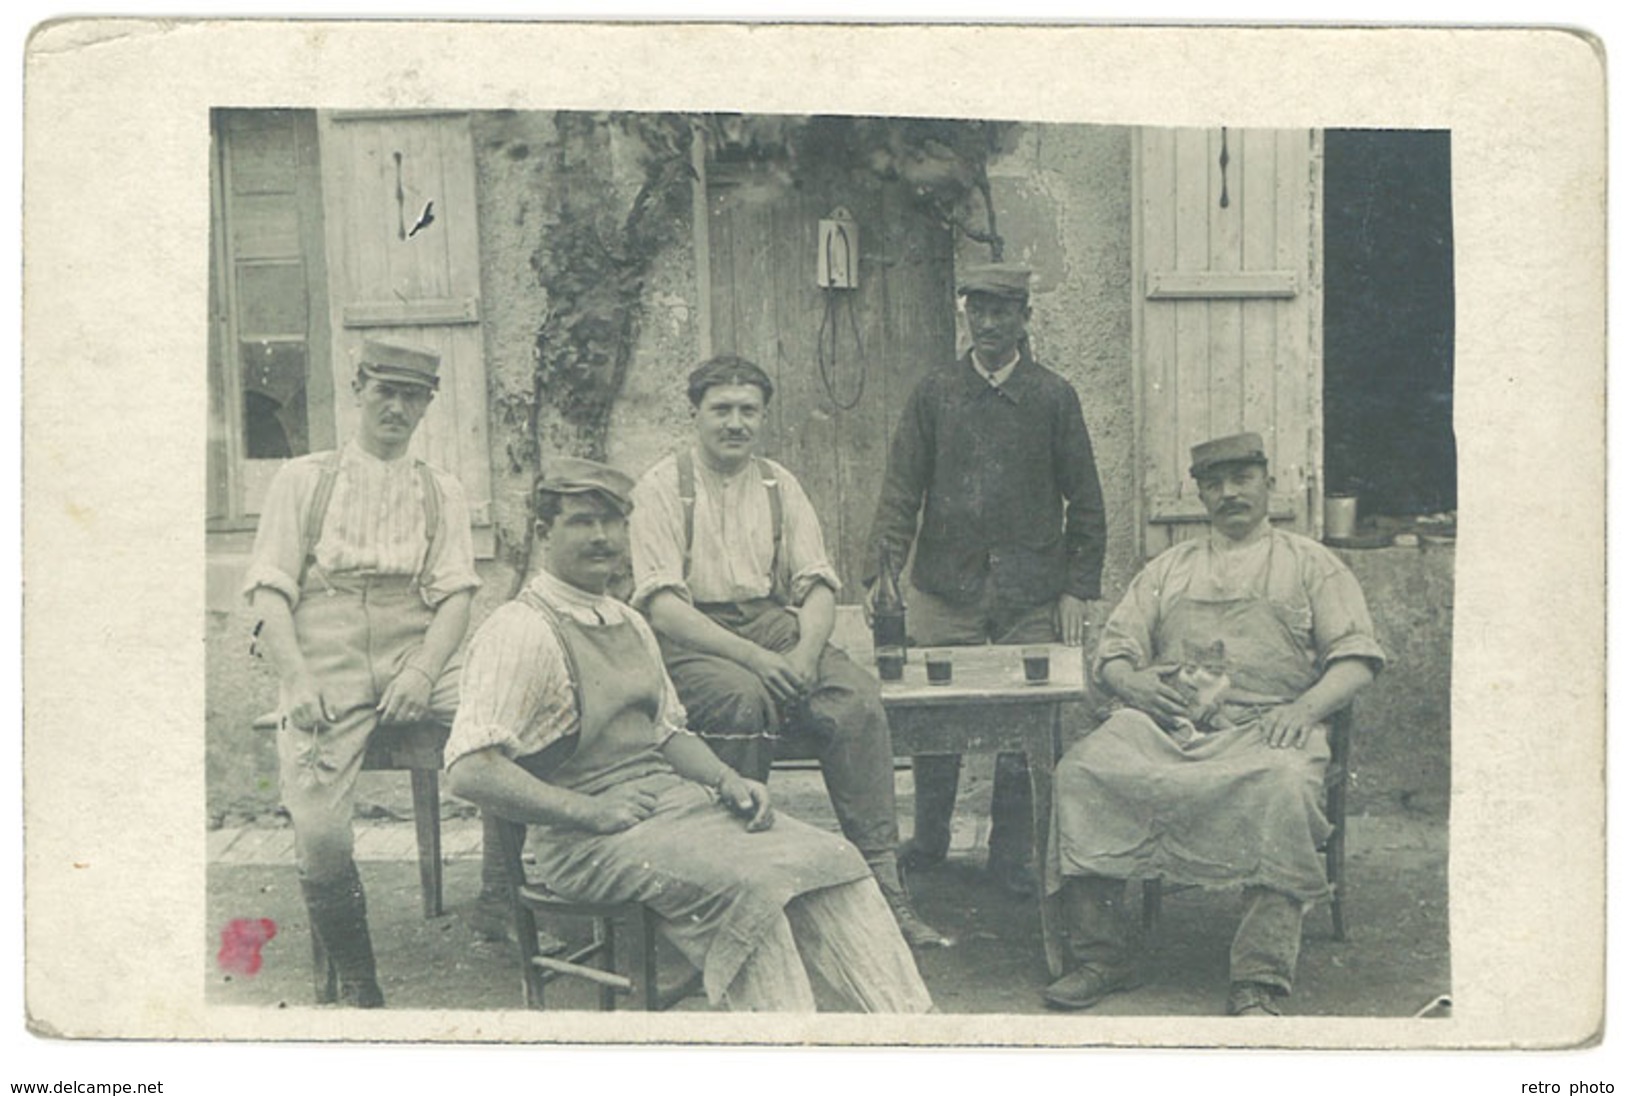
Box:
[1133,127,1323,558]
[316,111,493,555]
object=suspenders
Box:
[674,450,784,601]
[296,449,443,592]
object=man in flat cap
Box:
[245,339,480,1007]
[864,262,1108,897]
[1043,432,1385,1016]
[627,356,946,949]
[446,459,933,1012]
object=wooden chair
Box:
[492,816,700,1011]
[1141,705,1354,941]
[253,713,449,1000]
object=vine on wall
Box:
[502,112,1013,584]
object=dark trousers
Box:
[659,599,900,857]
[905,580,1057,864]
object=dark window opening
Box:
[1323,129,1456,522]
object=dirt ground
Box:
[205,761,1449,1019]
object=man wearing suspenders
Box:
[244,339,480,1007]
[628,357,946,949]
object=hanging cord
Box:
[815,288,867,411]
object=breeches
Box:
[277,660,459,882]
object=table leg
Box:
[1026,706,1066,978]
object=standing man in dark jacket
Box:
[865,263,1107,897]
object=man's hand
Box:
[746,649,807,704]
[1055,594,1091,647]
[862,581,877,627]
[1110,667,1191,724]
[581,786,660,834]
[785,644,822,688]
[377,665,434,725]
[717,772,775,832]
[1258,700,1317,750]
[283,670,333,731]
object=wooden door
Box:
[316,111,493,555]
[1134,127,1323,558]
[706,156,956,599]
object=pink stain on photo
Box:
[217,917,278,976]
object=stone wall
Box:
[1337,544,1455,815]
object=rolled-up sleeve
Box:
[1306,551,1387,674]
[776,465,841,606]
[629,460,694,610]
[422,471,482,607]
[241,460,315,608]
[444,604,578,770]
[1091,554,1171,677]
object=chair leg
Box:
[1327,826,1348,941]
[409,769,443,918]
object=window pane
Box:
[240,340,309,458]
[236,262,308,336]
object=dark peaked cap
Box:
[536,457,636,514]
[1189,432,1269,479]
[359,339,441,390]
[957,263,1033,299]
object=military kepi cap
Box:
[537,457,636,515]
[1190,432,1269,478]
[957,263,1033,299]
[359,339,441,390]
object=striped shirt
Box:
[444,569,689,770]
[628,449,841,610]
[242,441,481,609]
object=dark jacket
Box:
[865,350,1107,608]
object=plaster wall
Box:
[961,123,1140,607]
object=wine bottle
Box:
[872,544,907,656]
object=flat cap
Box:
[359,339,441,390]
[1190,432,1269,478]
[537,457,636,514]
[957,263,1033,299]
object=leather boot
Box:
[301,863,384,1008]
[1043,876,1138,1010]
[985,752,1036,898]
[867,851,950,949]
[900,754,961,871]
[1062,875,1135,971]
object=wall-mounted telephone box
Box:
[818,208,859,289]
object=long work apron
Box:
[1051,538,1334,902]
[518,601,870,1004]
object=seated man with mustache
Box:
[1044,432,1386,1017]
[447,459,932,1011]
[627,357,946,950]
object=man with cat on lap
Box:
[1044,432,1385,1017]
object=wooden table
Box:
[860,640,1085,977]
